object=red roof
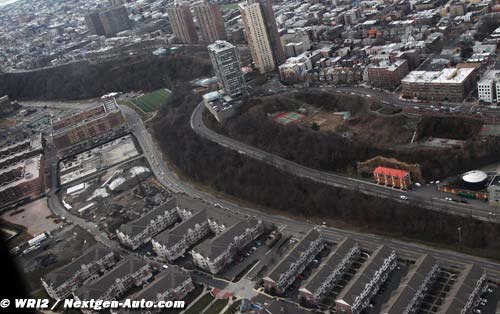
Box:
[373,166,409,178]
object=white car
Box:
[400,195,409,200]
[445,197,453,201]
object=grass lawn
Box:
[205,299,229,314]
[184,293,214,314]
[221,3,239,10]
[132,89,172,113]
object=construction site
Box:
[0,134,45,208]
[60,156,171,235]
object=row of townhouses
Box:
[191,217,264,274]
[41,244,119,299]
[74,256,153,314]
[117,265,195,314]
[263,229,327,295]
[437,263,488,314]
[152,206,264,274]
[116,197,193,250]
[299,238,361,306]
[335,245,398,314]
[381,254,440,314]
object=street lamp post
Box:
[457,226,463,248]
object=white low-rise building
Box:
[477,70,500,104]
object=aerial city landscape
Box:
[1,0,500,313]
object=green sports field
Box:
[132,88,172,112]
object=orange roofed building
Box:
[373,166,411,189]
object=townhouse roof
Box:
[118,198,178,238]
[153,201,241,248]
[381,255,438,314]
[75,256,150,300]
[133,266,190,300]
[437,264,486,314]
[335,245,394,306]
[300,238,357,294]
[116,266,191,314]
[192,217,261,260]
[42,244,114,287]
[265,229,323,283]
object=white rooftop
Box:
[402,68,475,84]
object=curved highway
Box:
[191,101,499,223]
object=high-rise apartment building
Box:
[193,0,226,43]
[208,40,247,97]
[84,5,132,37]
[167,4,199,44]
[239,0,285,73]
[100,5,132,37]
[84,11,106,36]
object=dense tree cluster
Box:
[206,92,499,180]
[152,90,500,259]
[0,50,212,100]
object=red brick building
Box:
[373,166,411,189]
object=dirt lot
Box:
[17,224,97,295]
[1,197,60,236]
[306,111,345,132]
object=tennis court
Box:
[272,111,306,125]
[481,124,500,136]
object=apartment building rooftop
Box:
[208,40,236,52]
[153,206,240,247]
[132,266,189,301]
[42,244,114,287]
[336,245,394,306]
[119,198,178,238]
[75,256,149,300]
[368,59,407,71]
[381,254,438,314]
[478,69,500,84]
[52,99,120,135]
[300,238,357,295]
[402,67,475,84]
[193,217,261,260]
[266,229,323,283]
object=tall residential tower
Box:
[167,4,199,44]
[239,0,285,73]
[193,0,226,43]
[208,40,246,97]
